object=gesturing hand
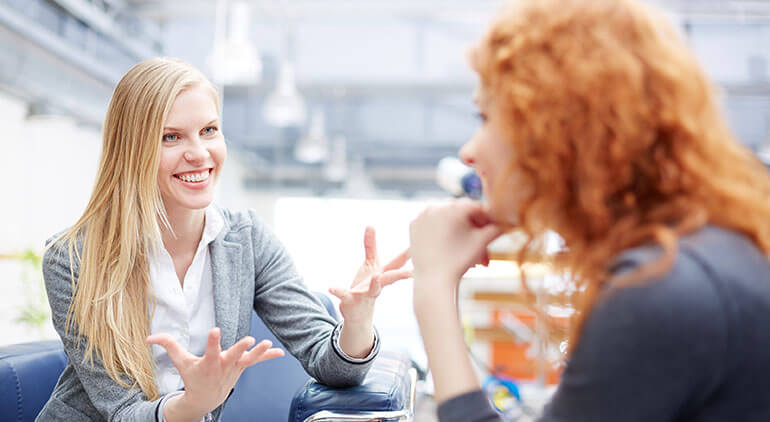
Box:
[146,328,284,417]
[329,226,412,324]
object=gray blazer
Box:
[37,207,376,421]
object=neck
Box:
[160,205,206,256]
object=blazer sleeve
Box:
[247,210,378,387]
[41,239,166,421]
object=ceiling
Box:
[2,0,769,195]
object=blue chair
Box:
[0,293,416,422]
[290,350,416,422]
[0,340,66,422]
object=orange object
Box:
[490,310,563,385]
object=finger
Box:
[467,203,494,227]
[477,223,505,244]
[223,336,256,365]
[146,334,195,367]
[202,328,222,363]
[236,339,270,367]
[382,248,410,272]
[363,226,378,264]
[237,339,280,366]
[329,287,353,302]
[453,197,481,212]
[377,269,413,287]
[239,347,285,368]
[366,274,382,296]
[476,250,490,267]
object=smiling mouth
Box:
[174,169,211,183]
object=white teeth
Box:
[177,170,210,183]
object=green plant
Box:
[12,249,50,331]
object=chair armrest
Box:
[289,350,417,422]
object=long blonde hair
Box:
[471,0,770,349]
[50,57,219,399]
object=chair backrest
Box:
[0,293,337,422]
[0,340,67,422]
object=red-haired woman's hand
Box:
[146,328,284,420]
[409,199,503,299]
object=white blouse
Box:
[148,206,224,396]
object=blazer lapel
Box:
[210,235,242,349]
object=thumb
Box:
[146,334,191,369]
[329,287,353,302]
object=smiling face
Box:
[157,84,226,215]
[459,90,524,224]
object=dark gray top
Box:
[438,225,770,422]
[37,207,378,421]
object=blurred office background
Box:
[2,0,770,416]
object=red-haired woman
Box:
[409,0,770,420]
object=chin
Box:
[486,199,518,227]
[182,197,215,210]
[163,194,215,212]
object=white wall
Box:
[0,90,102,345]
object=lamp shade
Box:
[294,109,329,163]
[263,62,307,127]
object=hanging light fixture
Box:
[262,60,307,127]
[262,1,306,128]
[294,109,329,163]
[323,135,348,182]
[206,0,262,86]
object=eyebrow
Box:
[163,118,219,132]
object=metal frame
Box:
[302,367,418,422]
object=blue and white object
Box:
[436,156,483,199]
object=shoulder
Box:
[572,227,741,365]
[214,206,285,252]
[584,225,769,361]
[600,227,732,331]
[605,225,769,318]
[216,206,270,234]
[42,229,80,281]
[41,230,82,312]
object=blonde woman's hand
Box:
[329,226,412,325]
[409,199,504,299]
[146,328,284,420]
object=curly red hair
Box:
[472,0,770,348]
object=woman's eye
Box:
[162,133,178,142]
[202,126,218,136]
[476,112,488,123]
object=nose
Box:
[459,135,477,167]
[184,137,210,164]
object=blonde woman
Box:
[37,57,409,421]
[409,0,770,421]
